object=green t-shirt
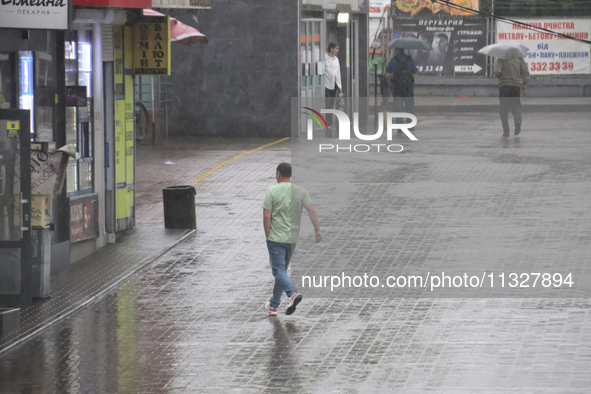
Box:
[263,182,312,244]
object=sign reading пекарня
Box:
[0,0,68,29]
[497,18,591,75]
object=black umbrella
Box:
[388,37,433,51]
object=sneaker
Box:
[285,293,302,315]
[265,300,278,316]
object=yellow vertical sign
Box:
[114,26,126,185]
[114,25,124,95]
[115,26,136,229]
[124,26,135,186]
[132,16,171,76]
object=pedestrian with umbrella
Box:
[386,38,427,131]
[479,43,530,137]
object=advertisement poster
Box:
[369,0,391,59]
[496,18,591,75]
[70,194,99,244]
[30,150,67,195]
[369,18,391,73]
[369,0,390,18]
[393,18,487,75]
[393,0,479,16]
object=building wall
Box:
[164,0,298,137]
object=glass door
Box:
[349,17,360,113]
[0,109,32,306]
[65,30,94,197]
[300,19,325,133]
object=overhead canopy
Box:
[143,9,208,46]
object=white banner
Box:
[369,18,382,40]
[369,0,390,18]
[0,0,68,30]
[496,18,591,75]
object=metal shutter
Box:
[102,24,114,62]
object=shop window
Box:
[19,51,34,135]
[0,53,14,109]
[35,35,57,142]
[15,34,58,141]
[65,31,94,196]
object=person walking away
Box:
[386,46,418,132]
[495,57,530,137]
[263,163,323,316]
[324,42,342,137]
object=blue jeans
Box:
[267,241,297,308]
[393,95,415,126]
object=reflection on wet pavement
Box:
[1,115,591,392]
[1,238,590,392]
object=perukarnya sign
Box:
[304,108,417,153]
[0,0,68,29]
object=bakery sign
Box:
[0,0,68,29]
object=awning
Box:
[143,9,208,46]
[74,0,150,8]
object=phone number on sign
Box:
[417,65,443,72]
[527,61,574,72]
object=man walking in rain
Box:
[495,57,530,137]
[386,46,419,131]
[263,163,322,316]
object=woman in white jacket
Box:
[324,42,342,135]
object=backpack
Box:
[392,54,414,96]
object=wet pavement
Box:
[1,108,591,392]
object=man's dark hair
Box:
[277,162,292,178]
[327,42,338,53]
[435,33,448,42]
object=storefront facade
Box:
[1,13,71,305]
[0,0,152,305]
[299,0,369,133]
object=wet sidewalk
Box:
[0,227,192,356]
[0,137,288,355]
[1,113,591,392]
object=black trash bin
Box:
[162,186,197,229]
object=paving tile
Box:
[0,122,590,392]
